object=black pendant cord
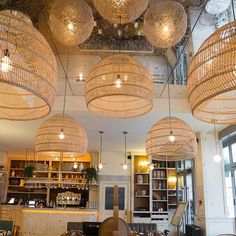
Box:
[41,8,74,96]
[213,120,218,154]
[232,0,236,21]
[62,53,69,117]
[165,53,172,132]
[123,131,127,164]
[99,131,104,164]
[159,0,209,97]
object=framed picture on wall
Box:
[105,186,125,210]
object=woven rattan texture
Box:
[85,54,153,118]
[145,117,197,161]
[92,0,149,24]
[35,113,88,155]
[49,0,94,46]
[0,10,58,120]
[143,0,187,48]
[187,21,236,124]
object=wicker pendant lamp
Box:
[85,54,153,118]
[187,20,236,124]
[143,0,187,48]
[49,0,94,46]
[92,0,149,24]
[35,113,88,155]
[145,117,197,161]
[0,10,58,120]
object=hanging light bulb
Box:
[114,74,122,88]
[67,21,74,32]
[213,154,222,163]
[79,73,84,81]
[150,163,154,171]
[1,49,12,73]
[59,128,65,140]
[98,162,103,169]
[123,163,128,170]
[168,130,176,142]
[163,25,169,33]
[73,162,78,169]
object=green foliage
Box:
[82,167,97,183]
[24,165,35,178]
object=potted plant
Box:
[24,164,35,178]
[82,167,97,184]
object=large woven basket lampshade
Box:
[146,117,197,161]
[85,54,153,118]
[143,0,187,48]
[92,0,149,24]
[49,0,94,46]
[0,10,58,120]
[35,113,88,155]
[187,21,236,124]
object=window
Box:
[223,137,236,218]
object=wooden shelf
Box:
[135,183,149,185]
[10,168,24,170]
[135,195,150,198]
[9,176,25,179]
[34,170,84,174]
[152,178,167,180]
[134,173,149,175]
[153,189,167,191]
[152,200,167,202]
[8,191,47,194]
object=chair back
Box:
[0,220,13,233]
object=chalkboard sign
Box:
[105,186,125,210]
[171,202,187,226]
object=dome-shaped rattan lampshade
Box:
[49,0,94,46]
[145,117,197,161]
[143,0,187,48]
[0,10,58,120]
[187,21,236,124]
[85,54,153,118]
[92,0,149,24]
[35,113,88,155]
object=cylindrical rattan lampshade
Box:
[143,0,187,48]
[35,113,88,155]
[49,0,94,46]
[145,117,197,161]
[187,21,236,124]
[85,54,153,118]
[0,10,58,120]
[92,0,149,24]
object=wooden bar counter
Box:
[0,205,98,236]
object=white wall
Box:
[197,132,235,235]
[98,151,131,176]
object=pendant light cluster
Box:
[0,10,58,120]
[98,131,129,170]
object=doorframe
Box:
[99,181,130,221]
